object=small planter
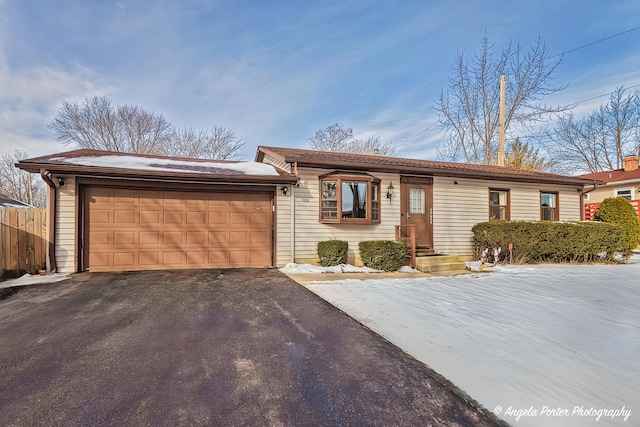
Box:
[38,270,46,276]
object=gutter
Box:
[39,169,58,273]
[580,181,604,221]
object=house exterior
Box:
[256,146,595,266]
[580,155,640,220]
[17,147,596,273]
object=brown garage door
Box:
[85,187,273,271]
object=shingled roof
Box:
[579,168,640,184]
[17,149,297,184]
[257,146,598,186]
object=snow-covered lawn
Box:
[306,257,640,427]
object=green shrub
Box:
[317,239,349,266]
[358,240,408,271]
[472,221,631,263]
[594,197,640,251]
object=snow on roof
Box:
[48,155,281,176]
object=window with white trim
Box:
[615,189,633,200]
[489,189,510,221]
[541,192,559,221]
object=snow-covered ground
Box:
[0,273,70,289]
[306,257,640,427]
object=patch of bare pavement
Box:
[0,269,503,426]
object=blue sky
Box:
[1,0,639,161]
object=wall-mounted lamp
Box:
[57,177,65,187]
[281,186,288,196]
[386,182,394,200]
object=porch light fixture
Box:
[281,186,288,196]
[386,182,394,199]
[57,177,65,187]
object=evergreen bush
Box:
[472,221,630,263]
[593,197,640,252]
[358,240,408,271]
[317,240,348,266]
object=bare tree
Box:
[309,123,355,152]
[49,96,172,154]
[435,35,567,164]
[0,151,46,207]
[165,126,245,160]
[309,123,396,155]
[350,135,396,156]
[505,137,554,171]
[547,87,640,173]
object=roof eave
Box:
[288,159,594,186]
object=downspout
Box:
[40,169,58,273]
[580,181,601,221]
[290,161,299,263]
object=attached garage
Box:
[84,187,274,271]
[16,149,297,273]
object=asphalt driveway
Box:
[0,269,501,426]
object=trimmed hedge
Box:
[594,197,640,249]
[358,240,408,271]
[317,240,348,266]
[472,221,632,263]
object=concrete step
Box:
[414,255,467,273]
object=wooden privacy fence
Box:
[0,208,47,279]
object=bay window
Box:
[319,173,381,224]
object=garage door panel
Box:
[186,251,206,265]
[209,212,228,224]
[114,189,137,204]
[163,232,183,244]
[230,212,249,224]
[87,187,272,271]
[140,231,160,245]
[114,210,136,224]
[140,210,161,224]
[92,210,111,224]
[208,231,227,244]
[229,251,249,265]
[114,231,135,245]
[90,231,111,246]
[163,251,185,265]
[90,252,111,268]
[187,231,206,244]
[163,192,185,205]
[113,252,136,267]
[229,231,248,244]
[139,252,160,266]
[208,250,228,264]
[163,211,183,224]
[250,231,268,244]
[250,212,268,225]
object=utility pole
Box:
[498,74,506,166]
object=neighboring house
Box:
[580,155,640,220]
[0,194,34,208]
[17,147,596,274]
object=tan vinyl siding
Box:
[276,187,292,266]
[55,175,76,273]
[276,167,400,266]
[261,154,291,173]
[433,177,582,257]
[588,184,640,203]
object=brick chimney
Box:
[623,155,639,172]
